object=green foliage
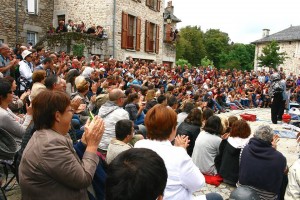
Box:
[219,43,255,70]
[176,59,192,69]
[201,56,214,67]
[176,26,206,66]
[257,40,287,69]
[72,44,85,57]
[203,29,230,68]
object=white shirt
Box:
[19,60,33,90]
[135,139,206,200]
[177,112,188,127]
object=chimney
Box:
[166,1,174,14]
[262,29,270,37]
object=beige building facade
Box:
[253,27,300,75]
[53,0,180,64]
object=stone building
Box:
[53,0,180,64]
[252,26,300,74]
[0,0,54,47]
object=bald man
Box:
[0,43,18,77]
[97,89,129,152]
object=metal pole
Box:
[112,0,116,58]
[15,0,19,44]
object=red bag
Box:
[240,113,256,121]
[282,114,291,123]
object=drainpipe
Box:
[112,0,116,58]
[15,0,19,44]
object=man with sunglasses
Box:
[19,50,34,92]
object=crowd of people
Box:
[0,42,300,200]
[47,19,106,39]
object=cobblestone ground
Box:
[3,108,299,200]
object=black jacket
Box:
[176,122,200,156]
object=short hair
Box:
[157,95,166,104]
[45,75,60,90]
[228,115,238,127]
[109,89,125,101]
[0,79,12,101]
[126,93,139,104]
[36,46,44,53]
[202,108,214,121]
[183,102,195,113]
[32,70,46,83]
[254,125,274,142]
[203,115,223,135]
[43,57,52,64]
[106,148,167,200]
[32,90,70,130]
[184,108,202,126]
[167,95,177,107]
[145,104,177,140]
[167,84,174,92]
[230,120,251,138]
[115,120,133,141]
[140,86,148,96]
[145,89,155,101]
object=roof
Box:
[163,12,181,23]
[252,25,300,44]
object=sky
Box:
[165,0,300,44]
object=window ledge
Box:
[126,49,136,52]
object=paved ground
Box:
[3,108,299,200]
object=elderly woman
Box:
[0,79,32,145]
[238,125,287,200]
[215,119,251,186]
[135,105,223,200]
[30,70,46,101]
[192,116,223,175]
[19,90,105,200]
[177,108,202,156]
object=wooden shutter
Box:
[157,0,161,12]
[146,0,150,6]
[121,11,128,49]
[145,21,150,52]
[155,25,160,54]
[166,24,171,42]
[136,17,141,51]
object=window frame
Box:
[121,12,141,51]
[27,0,38,15]
[27,31,37,46]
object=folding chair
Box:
[0,128,18,199]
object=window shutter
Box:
[146,0,150,6]
[166,24,171,42]
[157,0,161,12]
[155,25,160,54]
[136,17,141,51]
[121,11,128,49]
[145,21,150,52]
[27,0,36,14]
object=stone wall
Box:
[254,41,300,74]
[53,0,178,63]
[0,0,53,47]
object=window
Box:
[121,12,141,51]
[27,31,37,45]
[0,39,4,45]
[146,0,161,12]
[27,0,38,15]
[145,21,159,53]
[57,15,66,25]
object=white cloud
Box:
[166,0,300,44]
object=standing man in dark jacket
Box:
[269,73,284,124]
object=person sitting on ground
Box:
[135,105,223,200]
[202,107,214,127]
[106,148,168,200]
[238,125,287,200]
[192,115,223,175]
[215,119,251,186]
[177,108,202,156]
[106,119,134,164]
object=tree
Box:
[257,40,287,69]
[176,26,206,66]
[176,59,192,69]
[203,29,230,68]
[201,56,214,67]
[219,43,255,70]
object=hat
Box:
[99,68,106,72]
[21,50,32,59]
